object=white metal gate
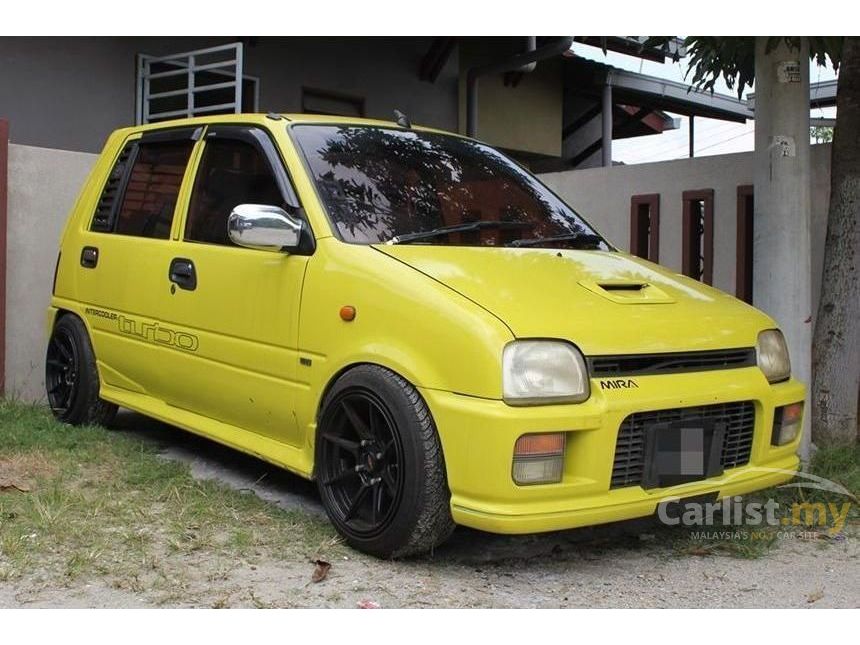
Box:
[135,42,256,124]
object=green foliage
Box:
[644,37,845,98]
[811,126,834,143]
[683,37,757,98]
[808,442,860,498]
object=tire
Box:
[315,365,455,558]
[45,314,117,426]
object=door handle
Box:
[168,258,197,291]
[80,246,99,268]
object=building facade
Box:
[1,36,702,162]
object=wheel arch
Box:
[312,360,449,477]
[315,360,432,423]
[47,307,97,348]
[45,306,82,347]
[50,306,76,326]
[46,307,109,388]
[45,306,117,426]
[50,306,92,326]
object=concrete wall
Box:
[540,143,832,310]
[0,37,459,153]
[4,144,97,400]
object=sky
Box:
[568,41,839,165]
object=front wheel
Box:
[45,314,117,426]
[315,365,454,558]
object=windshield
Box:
[292,125,611,249]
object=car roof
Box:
[115,113,457,139]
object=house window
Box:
[301,87,365,118]
[629,194,660,262]
[136,42,259,124]
[736,185,754,303]
[681,189,714,284]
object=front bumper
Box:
[421,367,804,534]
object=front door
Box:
[157,124,309,447]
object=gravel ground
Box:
[2,412,857,609]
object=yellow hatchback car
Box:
[46,113,805,557]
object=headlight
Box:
[756,329,791,383]
[503,340,589,405]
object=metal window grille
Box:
[136,42,257,124]
[681,189,714,285]
[692,200,706,280]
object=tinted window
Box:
[91,141,136,232]
[185,138,284,246]
[292,125,609,249]
[114,141,193,239]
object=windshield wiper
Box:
[386,220,531,245]
[506,232,605,248]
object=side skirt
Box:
[99,381,314,480]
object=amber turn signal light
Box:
[339,305,356,321]
[514,433,565,456]
[772,402,803,446]
[512,433,565,485]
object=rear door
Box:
[74,127,200,399]
[156,124,310,447]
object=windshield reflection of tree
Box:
[311,127,590,246]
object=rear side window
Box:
[100,140,193,239]
[91,141,136,232]
[185,138,284,246]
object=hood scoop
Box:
[579,279,675,304]
[600,282,646,292]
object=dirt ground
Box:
[2,411,858,608]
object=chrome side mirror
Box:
[227,204,303,252]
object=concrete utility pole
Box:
[752,37,813,460]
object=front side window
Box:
[114,140,194,239]
[185,138,284,246]
[292,125,610,249]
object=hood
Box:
[373,246,773,356]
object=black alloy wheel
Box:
[45,315,117,426]
[45,325,80,415]
[315,365,454,558]
[318,390,404,537]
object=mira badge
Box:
[600,378,639,390]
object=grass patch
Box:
[0,400,340,597]
[757,443,860,518]
[806,442,860,498]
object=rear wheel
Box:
[45,314,117,426]
[316,365,454,558]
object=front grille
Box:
[589,348,756,377]
[610,401,756,489]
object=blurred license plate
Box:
[641,420,725,489]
